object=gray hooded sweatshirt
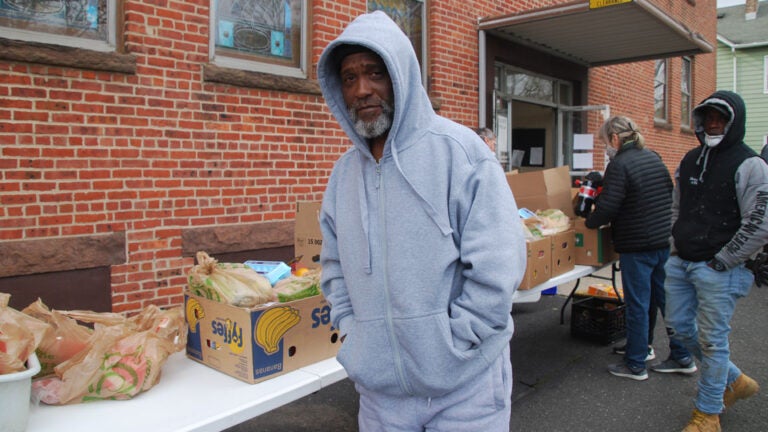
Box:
[317,11,526,398]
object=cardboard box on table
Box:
[506,166,618,267]
[518,236,552,290]
[573,218,618,266]
[506,166,578,280]
[506,166,574,218]
[550,228,575,276]
[185,292,341,384]
[295,201,323,269]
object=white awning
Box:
[478,0,713,67]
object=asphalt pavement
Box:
[225,267,768,432]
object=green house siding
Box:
[717,41,768,152]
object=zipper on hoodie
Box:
[377,161,413,395]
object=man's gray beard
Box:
[349,101,394,139]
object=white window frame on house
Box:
[0,0,117,52]
[367,0,427,85]
[764,55,768,94]
[681,56,692,128]
[209,0,309,79]
[654,59,669,123]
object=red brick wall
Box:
[0,0,717,314]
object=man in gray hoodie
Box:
[317,11,526,431]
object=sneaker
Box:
[723,373,759,408]
[650,357,697,374]
[608,362,648,381]
[682,408,721,432]
[612,344,655,361]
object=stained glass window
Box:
[367,0,425,78]
[212,0,307,78]
[0,0,114,50]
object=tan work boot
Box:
[723,373,759,408]
[682,409,721,432]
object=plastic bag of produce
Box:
[273,268,321,302]
[535,208,571,235]
[30,304,186,405]
[21,299,93,377]
[188,251,276,307]
[0,293,50,374]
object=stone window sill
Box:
[0,37,136,74]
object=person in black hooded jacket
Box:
[664,90,768,431]
[585,115,692,382]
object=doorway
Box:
[491,65,609,180]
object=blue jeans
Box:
[620,249,689,369]
[664,255,754,414]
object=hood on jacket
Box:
[692,90,746,150]
[317,11,435,159]
[690,90,747,182]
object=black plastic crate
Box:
[570,296,626,344]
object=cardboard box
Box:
[506,166,575,218]
[294,201,323,269]
[573,218,618,266]
[550,229,575,277]
[518,237,552,290]
[185,293,341,384]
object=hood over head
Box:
[689,90,747,183]
[317,11,435,158]
[692,90,746,150]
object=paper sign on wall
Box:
[574,134,594,150]
[573,153,594,170]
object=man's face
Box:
[340,51,394,139]
[703,108,728,136]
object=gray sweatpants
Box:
[356,345,512,432]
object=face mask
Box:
[605,146,618,160]
[704,133,724,148]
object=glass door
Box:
[492,90,513,171]
[557,105,610,179]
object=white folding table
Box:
[27,353,346,432]
[27,262,617,432]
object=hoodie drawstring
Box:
[695,146,712,183]
[390,143,453,236]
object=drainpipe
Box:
[478,29,487,128]
[732,46,737,92]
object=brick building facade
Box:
[0,0,717,314]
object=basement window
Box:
[210,0,309,79]
[0,0,117,51]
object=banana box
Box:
[184,292,341,384]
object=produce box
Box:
[573,218,618,266]
[506,166,575,218]
[185,292,340,384]
[294,201,323,269]
[550,229,575,277]
[570,296,626,345]
[518,237,552,290]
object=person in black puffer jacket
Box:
[585,115,692,382]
